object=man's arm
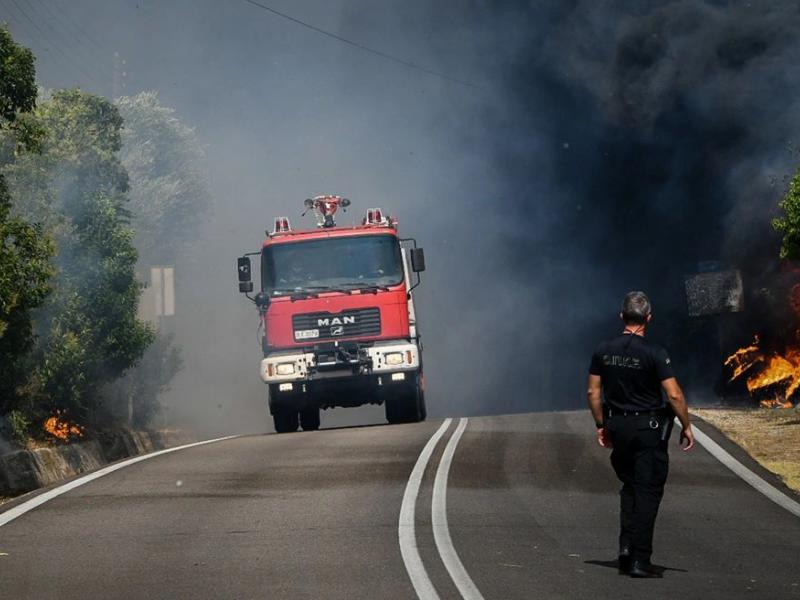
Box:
[588,374,603,425]
[587,374,611,448]
[661,377,694,451]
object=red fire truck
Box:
[236,196,427,433]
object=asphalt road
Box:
[1,411,799,599]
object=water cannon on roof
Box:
[303,195,351,228]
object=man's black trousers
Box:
[606,414,671,563]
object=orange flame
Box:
[44,413,83,441]
[760,395,794,409]
[723,335,762,381]
[725,337,800,408]
[724,281,800,408]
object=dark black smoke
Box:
[436,0,800,409]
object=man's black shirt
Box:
[589,333,674,411]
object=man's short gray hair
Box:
[621,291,651,325]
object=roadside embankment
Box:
[0,429,195,497]
[692,408,800,493]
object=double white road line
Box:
[399,418,485,600]
[400,417,800,600]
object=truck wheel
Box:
[418,390,427,422]
[386,382,423,424]
[273,407,299,433]
[300,407,321,431]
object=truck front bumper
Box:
[260,340,420,387]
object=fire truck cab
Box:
[236,196,427,433]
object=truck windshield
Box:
[262,234,404,295]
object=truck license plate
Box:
[295,329,320,340]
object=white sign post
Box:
[139,266,176,326]
[163,267,175,316]
[135,266,176,427]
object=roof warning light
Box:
[364,208,389,226]
[272,217,292,234]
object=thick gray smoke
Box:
[5,0,800,432]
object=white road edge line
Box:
[679,420,800,518]
[399,418,453,600]
[432,417,485,600]
[0,434,240,528]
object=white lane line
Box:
[399,418,453,600]
[432,418,485,600]
[0,435,240,528]
[680,420,800,518]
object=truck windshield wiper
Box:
[274,285,374,300]
[271,287,322,300]
[304,286,356,295]
[341,282,391,293]
[285,285,355,300]
[289,290,320,301]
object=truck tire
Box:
[273,406,299,433]
[385,381,424,424]
[300,407,321,431]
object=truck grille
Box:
[293,307,381,341]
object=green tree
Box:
[5,89,153,425]
[112,92,212,426]
[114,331,183,428]
[116,91,211,265]
[0,25,39,150]
[0,27,53,419]
[774,166,800,260]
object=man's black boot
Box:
[618,548,631,575]
[629,560,663,578]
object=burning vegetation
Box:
[43,412,84,442]
[725,283,800,409]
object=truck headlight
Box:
[276,362,296,375]
[385,352,404,366]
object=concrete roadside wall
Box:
[0,429,195,497]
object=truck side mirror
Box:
[238,257,253,293]
[410,248,426,273]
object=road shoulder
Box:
[691,409,800,500]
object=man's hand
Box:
[679,425,694,451]
[662,377,696,452]
[597,427,613,449]
[588,374,610,448]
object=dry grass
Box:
[692,407,800,493]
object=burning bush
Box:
[43,411,83,442]
[725,283,800,408]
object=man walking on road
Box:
[587,291,694,578]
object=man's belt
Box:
[607,407,670,418]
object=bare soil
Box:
[692,407,800,493]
